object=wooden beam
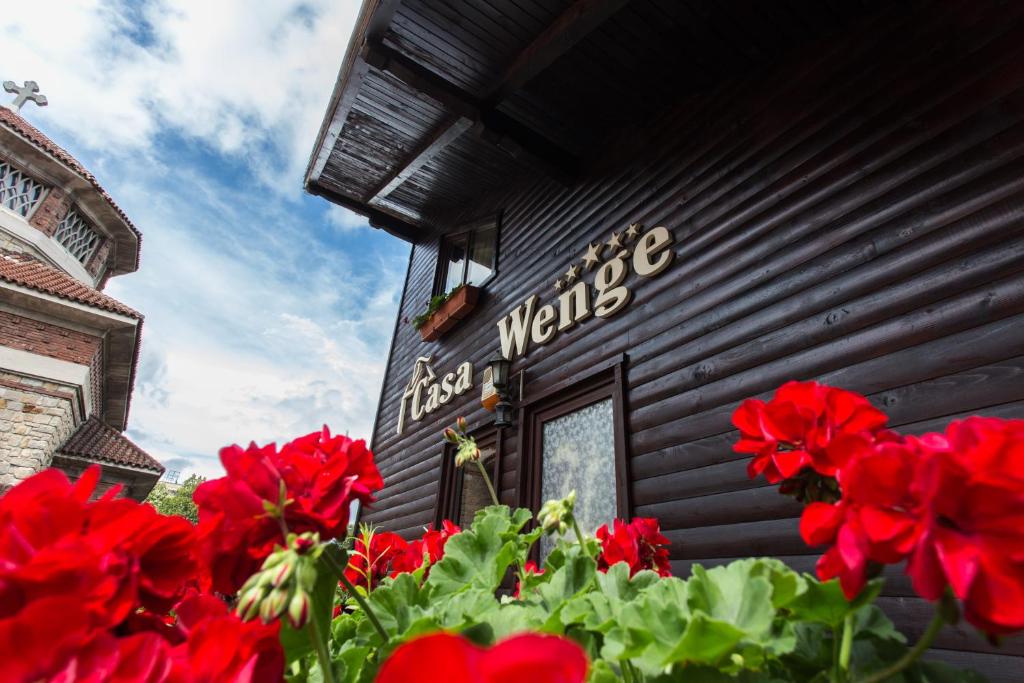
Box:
[358,0,630,202]
[305,0,403,187]
[361,40,580,191]
[487,0,631,105]
[365,116,474,202]
[305,183,423,243]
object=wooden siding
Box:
[364,2,1024,678]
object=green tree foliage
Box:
[146,473,204,523]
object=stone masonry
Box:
[0,370,77,490]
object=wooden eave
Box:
[305,0,896,243]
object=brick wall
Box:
[0,310,102,365]
[0,371,77,490]
[27,187,70,237]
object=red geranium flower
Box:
[0,466,196,624]
[800,434,936,599]
[374,632,588,683]
[344,531,409,592]
[0,466,198,682]
[513,560,544,598]
[596,517,671,577]
[733,381,888,483]
[906,418,1024,635]
[392,520,461,576]
[168,592,284,682]
[194,427,383,594]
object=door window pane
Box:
[465,225,497,285]
[458,446,496,527]
[540,399,616,557]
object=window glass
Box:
[443,236,467,294]
[539,399,616,558]
[458,445,496,527]
[465,225,497,286]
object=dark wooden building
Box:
[306,1,1024,678]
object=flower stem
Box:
[327,554,390,644]
[858,603,946,683]
[621,660,635,683]
[308,611,336,683]
[475,459,500,507]
[839,612,855,676]
[571,518,587,549]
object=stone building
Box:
[0,82,161,500]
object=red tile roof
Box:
[0,250,141,318]
[0,107,141,242]
[59,416,163,473]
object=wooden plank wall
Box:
[364,2,1024,677]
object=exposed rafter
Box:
[361,0,631,205]
[360,41,579,197]
[306,183,422,242]
[305,0,403,189]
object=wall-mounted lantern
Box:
[487,352,516,428]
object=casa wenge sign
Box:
[497,223,674,360]
[396,223,674,433]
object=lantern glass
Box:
[494,399,514,428]
[489,354,510,390]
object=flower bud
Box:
[260,549,289,571]
[457,416,468,433]
[271,557,295,588]
[443,427,459,444]
[260,587,290,624]
[455,441,481,467]
[538,491,576,536]
[236,586,264,622]
[298,561,318,593]
[287,590,311,629]
[292,532,319,555]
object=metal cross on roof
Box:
[3,80,48,113]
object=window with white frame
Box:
[0,160,46,217]
[53,208,102,264]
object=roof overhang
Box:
[0,279,141,431]
[0,121,140,275]
[305,1,891,243]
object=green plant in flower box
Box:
[411,284,464,329]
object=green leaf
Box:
[536,545,596,609]
[357,572,433,644]
[332,643,371,683]
[595,563,661,601]
[687,563,774,637]
[663,612,747,666]
[587,660,623,683]
[786,575,855,629]
[426,506,529,598]
[435,588,499,630]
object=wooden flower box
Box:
[419,285,480,342]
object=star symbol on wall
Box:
[625,223,641,240]
[606,231,623,251]
[553,277,564,292]
[564,263,580,283]
[581,242,603,270]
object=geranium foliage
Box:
[1,384,1022,682]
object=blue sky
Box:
[2,0,410,478]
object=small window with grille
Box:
[53,208,102,264]
[0,160,46,217]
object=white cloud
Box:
[105,159,407,479]
[1,1,412,480]
[1,0,359,186]
[327,205,371,232]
